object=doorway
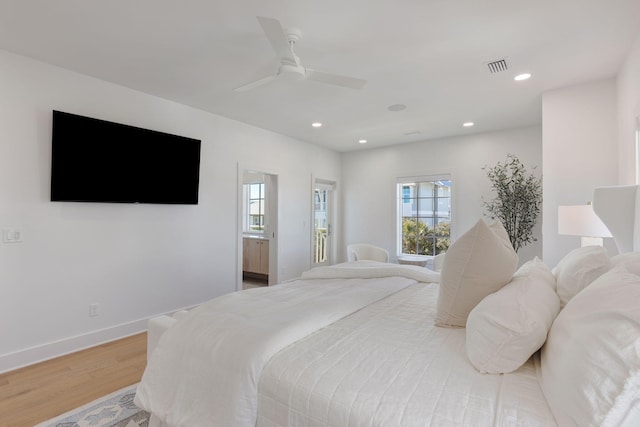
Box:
[238,169,278,291]
[313,179,335,266]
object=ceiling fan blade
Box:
[256,16,297,64]
[234,75,277,92]
[305,69,366,90]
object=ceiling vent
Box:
[486,58,509,74]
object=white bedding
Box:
[135,262,431,427]
[257,282,556,427]
[135,261,555,427]
[299,260,441,283]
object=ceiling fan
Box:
[234,16,366,92]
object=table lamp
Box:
[558,204,612,247]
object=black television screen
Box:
[51,111,201,204]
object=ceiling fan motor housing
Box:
[278,63,306,81]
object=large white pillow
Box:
[466,257,560,374]
[552,245,610,308]
[540,264,640,427]
[610,251,640,275]
[435,219,518,327]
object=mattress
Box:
[257,282,557,427]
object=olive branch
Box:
[482,154,542,252]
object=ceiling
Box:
[2,1,639,152]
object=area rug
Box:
[34,384,150,427]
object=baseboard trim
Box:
[0,306,198,374]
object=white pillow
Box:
[610,252,640,275]
[515,255,558,290]
[540,264,640,427]
[466,257,560,374]
[552,246,610,308]
[435,219,518,328]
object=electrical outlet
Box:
[2,228,23,243]
[89,303,100,317]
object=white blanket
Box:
[135,262,432,427]
[300,260,440,283]
[258,283,556,426]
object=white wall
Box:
[0,50,341,372]
[340,126,542,264]
[541,79,618,267]
[617,34,640,184]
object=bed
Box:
[135,185,640,427]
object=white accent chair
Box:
[347,243,390,262]
[433,253,446,272]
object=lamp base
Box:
[581,237,603,247]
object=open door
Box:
[238,168,278,291]
[313,179,334,266]
[264,173,278,285]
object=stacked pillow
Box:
[439,218,632,384]
[466,257,560,374]
[551,245,611,308]
[539,264,640,427]
[609,251,640,275]
[435,219,518,327]
[463,246,613,375]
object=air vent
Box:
[486,59,509,74]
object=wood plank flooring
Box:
[0,332,147,427]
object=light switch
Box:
[2,228,23,243]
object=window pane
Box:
[401,217,419,254]
[417,197,434,216]
[417,182,434,198]
[249,183,261,199]
[436,181,451,196]
[418,216,434,230]
[245,182,265,233]
[398,176,452,257]
[437,197,450,218]
[402,197,417,217]
[402,186,411,203]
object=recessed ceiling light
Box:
[463,122,474,127]
[514,73,531,81]
[311,122,322,128]
[387,104,407,112]
[358,139,368,144]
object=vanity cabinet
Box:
[243,237,269,276]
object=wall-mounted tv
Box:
[51,110,201,204]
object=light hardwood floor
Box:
[0,332,147,427]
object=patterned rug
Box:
[34,384,150,427]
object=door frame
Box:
[311,177,336,267]
[237,164,279,291]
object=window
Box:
[244,182,265,233]
[397,176,451,255]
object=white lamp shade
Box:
[558,205,613,238]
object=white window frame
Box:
[396,174,452,256]
[243,181,265,234]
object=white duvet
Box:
[258,282,556,427]
[135,262,555,426]
[135,262,434,427]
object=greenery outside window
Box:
[397,176,451,255]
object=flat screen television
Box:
[51,110,201,204]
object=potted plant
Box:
[483,154,542,252]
